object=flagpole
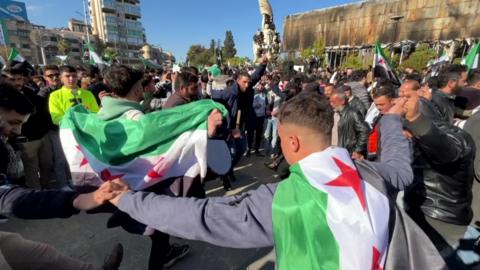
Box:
[82,0,90,44]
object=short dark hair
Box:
[279,92,333,138]
[142,74,153,88]
[303,82,320,94]
[174,72,198,91]
[404,73,422,84]
[467,69,480,86]
[104,65,144,97]
[349,70,367,82]
[437,64,467,88]
[43,65,59,73]
[237,71,251,80]
[59,65,77,74]
[0,83,34,115]
[372,85,396,99]
[7,68,29,77]
[84,65,100,78]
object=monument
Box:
[253,0,281,63]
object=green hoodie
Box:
[97,96,144,121]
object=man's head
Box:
[278,92,333,165]
[437,64,468,95]
[6,68,29,91]
[81,65,100,88]
[467,69,480,90]
[104,65,144,102]
[60,65,79,89]
[340,84,353,98]
[236,72,251,92]
[174,71,199,101]
[43,65,61,89]
[329,88,348,111]
[324,83,335,98]
[399,80,421,98]
[372,85,396,115]
[0,83,34,138]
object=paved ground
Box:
[0,154,288,270]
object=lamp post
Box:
[390,15,404,65]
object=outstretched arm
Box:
[115,183,277,249]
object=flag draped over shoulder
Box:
[60,100,228,190]
[461,43,480,74]
[373,41,401,86]
[272,147,390,270]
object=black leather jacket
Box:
[404,114,475,225]
[349,96,367,118]
[337,105,370,155]
[432,90,455,124]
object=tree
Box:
[186,44,214,67]
[92,35,106,57]
[209,39,216,55]
[398,44,437,72]
[228,56,251,67]
[103,47,119,63]
[222,30,237,59]
[58,38,71,55]
[300,40,325,62]
[340,53,367,70]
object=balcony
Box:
[102,0,116,12]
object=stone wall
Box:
[283,0,480,52]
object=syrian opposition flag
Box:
[373,41,401,86]
[461,43,480,73]
[8,47,25,62]
[87,43,107,66]
[60,100,229,190]
[273,147,390,269]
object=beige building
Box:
[89,0,146,64]
[283,0,480,52]
[141,44,175,68]
[31,25,91,66]
[3,19,36,63]
[68,18,92,35]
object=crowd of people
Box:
[0,52,478,270]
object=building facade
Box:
[89,0,146,64]
[141,44,175,68]
[68,18,92,35]
[283,0,480,52]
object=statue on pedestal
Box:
[253,0,281,63]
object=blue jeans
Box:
[263,117,278,155]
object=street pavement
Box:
[0,153,287,270]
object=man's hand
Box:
[386,97,407,116]
[403,92,421,122]
[207,109,223,138]
[73,179,129,211]
[260,54,269,65]
[352,152,365,160]
[231,129,242,139]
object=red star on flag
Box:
[100,169,124,181]
[371,246,383,270]
[76,146,89,167]
[378,58,385,66]
[326,157,367,210]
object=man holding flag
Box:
[105,92,445,269]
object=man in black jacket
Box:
[7,68,54,189]
[400,80,476,267]
[432,64,468,124]
[330,88,370,160]
[210,56,268,151]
